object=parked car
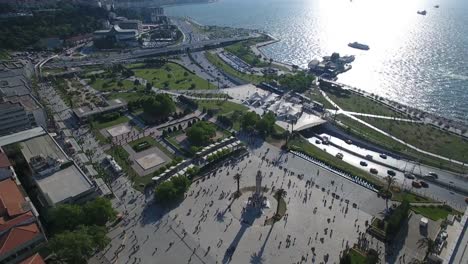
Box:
[346,139,352,144]
[370,168,378,174]
[379,153,387,159]
[336,153,344,159]
[427,172,439,179]
[387,170,396,176]
[360,161,368,167]
[404,173,415,179]
[420,181,429,188]
[315,140,321,144]
[365,154,373,160]
[412,181,422,188]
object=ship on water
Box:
[417,10,427,15]
[348,42,370,50]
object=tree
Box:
[48,225,109,264]
[279,71,315,93]
[141,94,176,119]
[83,197,116,226]
[48,204,84,232]
[154,175,191,205]
[241,111,260,132]
[186,121,216,147]
[146,82,152,91]
[256,112,276,136]
[274,188,287,216]
[233,173,241,195]
[134,79,140,86]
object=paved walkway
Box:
[343,111,423,123]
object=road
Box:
[308,134,467,210]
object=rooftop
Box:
[0,127,46,147]
[2,94,41,111]
[35,164,94,205]
[0,222,41,257]
[73,98,127,119]
[20,134,67,162]
[0,178,29,217]
[19,253,45,264]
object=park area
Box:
[128,62,216,90]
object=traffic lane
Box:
[321,134,468,187]
[307,137,467,210]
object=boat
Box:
[434,5,439,8]
[417,10,427,15]
[348,42,370,50]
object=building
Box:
[72,98,127,122]
[0,96,47,136]
[65,33,93,47]
[0,60,47,136]
[94,25,138,43]
[0,177,46,264]
[18,134,97,208]
[116,19,143,32]
[0,102,34,136]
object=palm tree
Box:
[384,175,396,210]
[233,173,241,196]
[274,188,287,217]
[418,237,436,258]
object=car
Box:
[370,168,378,174]
[427,172,439,179]
[404,173,415,179]
[420,181,429,188]
[360,161,368,166]
[465,197,468,204]
[346,139,352,144]
[387,170,396,176]
[412,181,422,188]
[379,153,387,159]
[315,140,321,144]
[365,154,373,160]
[336,153,344,159]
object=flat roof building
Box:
[115,19,143,32]
[73,98,127,122]
[18,134,96,207]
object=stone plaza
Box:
[98,139,398,264]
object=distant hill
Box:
[114,0,215,8]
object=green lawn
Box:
[324,87,407,118]
[91,116,129,130]
[90,78,138,92]
[224,39,269,67]
[197,100,248,116]
[411,205,461,221]
[335,114,467,174]
[361,117,468,164]
[129,136,157,152]
[348,248,367,264]
[205,52,271,84]
[108,91,146,102]
[128,62,216,90]
[391,190,434,203]
[306,89,335,109]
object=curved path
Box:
[320,89,468,168]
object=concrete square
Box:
[107,124,131,137]
[136,153,165,170]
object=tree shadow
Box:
[384,216,409,263]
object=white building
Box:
[94,25,138,42]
